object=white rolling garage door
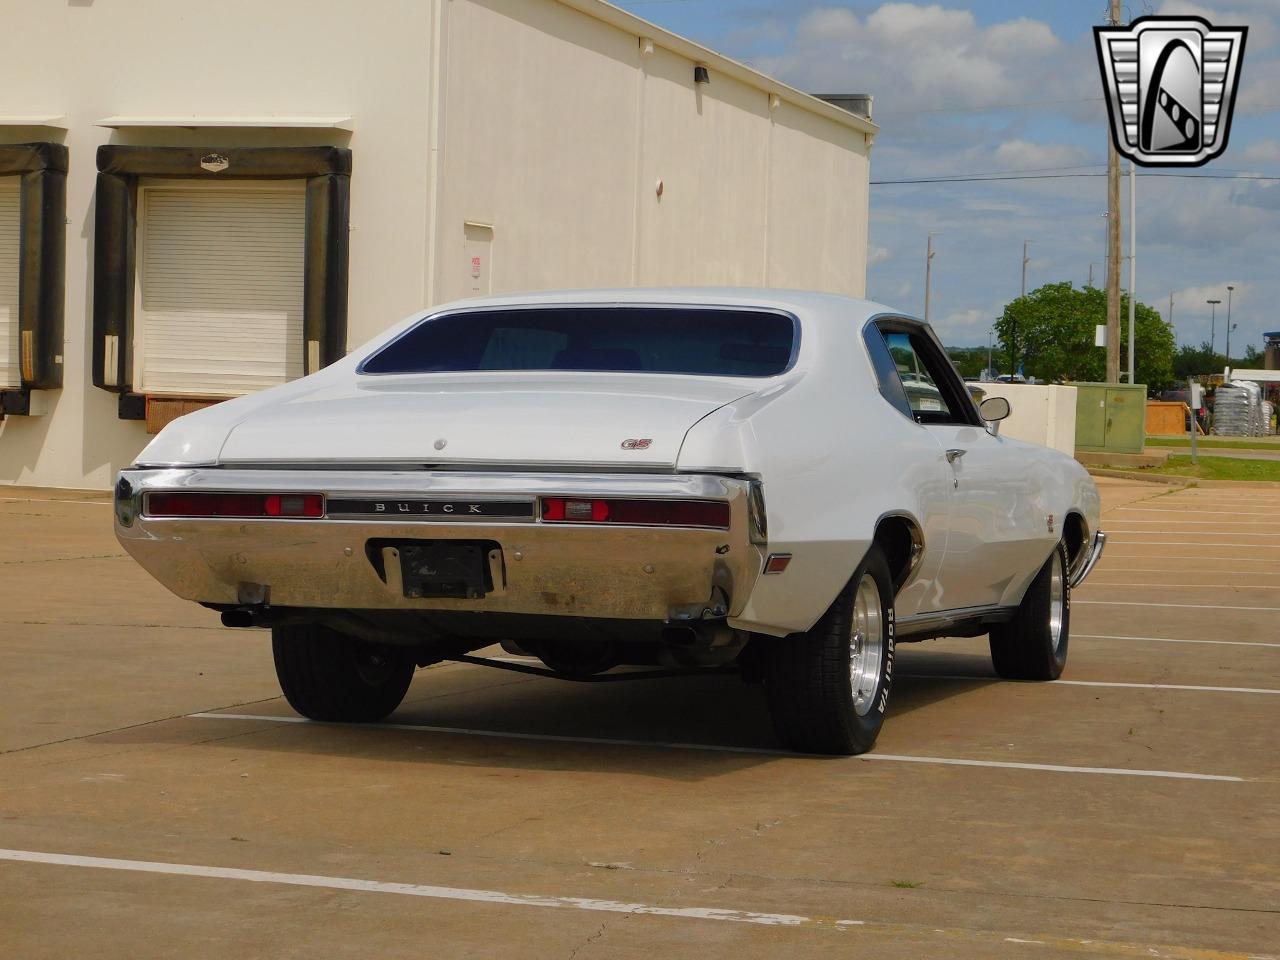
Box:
[137,184,305,397]
[0,176,20,389]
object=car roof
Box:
[431,288,914,327]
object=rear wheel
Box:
[272,623,415,722]
[763,545,895,755]
[989,540,1070,681]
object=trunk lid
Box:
[216,373,754,468]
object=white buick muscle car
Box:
[115,290,1105,755]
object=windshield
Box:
[359,306,797,378]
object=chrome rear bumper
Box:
[1069,530,1106,589]
[115,468,762,622]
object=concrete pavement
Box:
[1,478,1277,959]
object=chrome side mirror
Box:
[980,396,1011,435]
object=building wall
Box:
[434,0,871,301]
[0,0,872,490]
[0,0,436,489]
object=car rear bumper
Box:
[114,468,763,622]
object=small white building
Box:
[0,0,876,490]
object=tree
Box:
[993,282,1175,393]
[1172,342,1262,380]
[946,346,994,378]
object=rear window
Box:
[359,307,797,378]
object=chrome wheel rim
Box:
[850,574,884,717]
[1048,550,1065,655]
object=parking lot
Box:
[1,477,1277,959]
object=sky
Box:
[612,0,1280,352]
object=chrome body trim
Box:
[115,468,761,621]
[1069,530,1107,589]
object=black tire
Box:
[271,623,415,722]
[989,540,1070,681]
[763,545,895,755]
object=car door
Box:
[875,321,1044,613]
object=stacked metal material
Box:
[1212,381,1264,436]
[1263,400,1276,435]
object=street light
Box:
[1207,299,1221,355]
[1226,284,1235,362]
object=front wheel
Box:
[762,545,895,755]
[988,540,1070,681]
[272,623,416,722]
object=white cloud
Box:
[1171,282,1250,309]
[765,3,1072,114]
[934,307,1000,345]
[1240,139,1280,165]
[992,139,1092,170]
[868,245,892,266]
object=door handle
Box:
[946,448,966,464]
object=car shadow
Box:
[99,645,1003,783]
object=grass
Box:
[1140,455,1280,482]
[1148,436,1280,450]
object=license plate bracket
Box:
[377,540,497,599]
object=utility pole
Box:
[1208,299,1221,355]
[1088,263,1095,288]
[1105,0,1123,384]
[1225,284,1235,362]
[924,233,935,323]
[987,328,994,379]
[1021,240,1032,298]
[1127,161,1137,384]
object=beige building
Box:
[0,0,875,490]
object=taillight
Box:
[145,492,324,519]
[540,497,729,529]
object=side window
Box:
[863,325,914,419]
[880,331,957,423]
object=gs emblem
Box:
[621,438,653,450]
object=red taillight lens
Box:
[540,497,729,529]
[146,492,324,519]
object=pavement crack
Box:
[0,553,126,566]
[567,920,609,960]
[0,695,283,757]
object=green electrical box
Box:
[1074,382,1147,454]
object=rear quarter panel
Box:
[680,308,950,636]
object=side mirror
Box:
[980,396,1011,421]
[980,396,1011,435]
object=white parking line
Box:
[1076,633,1280,649]
[1075,600,1280,612]
[0,497,110,506]
[903,675,1280,695]
[1082,582,1280,590]
[1090,568,1280,575]
[1104,519,1280,525]
[1107,541,1280,548]
[1107,530,1280,538]
[0,849,844,928]
[1116,512,1280,519]
[1101,553,1280,562]
[188,713,1245,781]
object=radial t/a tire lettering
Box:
[763,544,895,756]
